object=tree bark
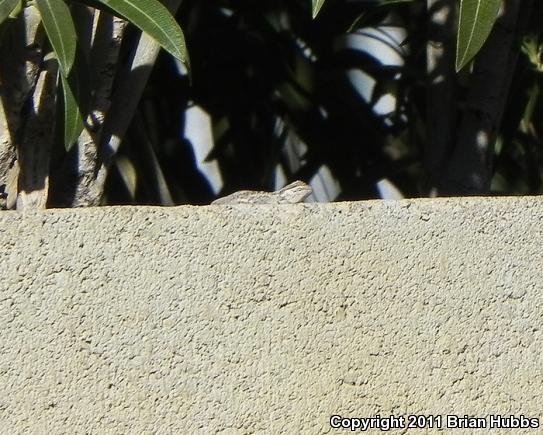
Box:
[0,7,43,209]
[425,0,457,196]
[50,0,185,207]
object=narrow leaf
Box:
[59,49,90,150]
[0,0,19,25]
[35,0,77,75]
[96,0,187,64]
[60,74,84,149]
[312,0,325,18]
[456,0,501,72]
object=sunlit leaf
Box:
[456,0,501,71]
[96,0,188,64]
[312,0,325,18]
[59,49,90,150]
[35,0,77,75]
[60,74,84,150]
[0,0,19,25]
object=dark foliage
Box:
[105,0,543,204]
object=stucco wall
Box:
[0,198,541,433]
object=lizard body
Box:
[211,181,312,205]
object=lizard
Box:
[211,180,312,205]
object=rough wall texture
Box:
[0,198,541,433]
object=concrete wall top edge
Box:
[1,196,542,433]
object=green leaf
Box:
[0,0,19,25]
[59,49,90,150]
[35,0,77,75]
[456,0,501,72]
[60,73,84,149]
[312,0,325,18]
[96,0,187,64]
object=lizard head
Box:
[278,181,312,203]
